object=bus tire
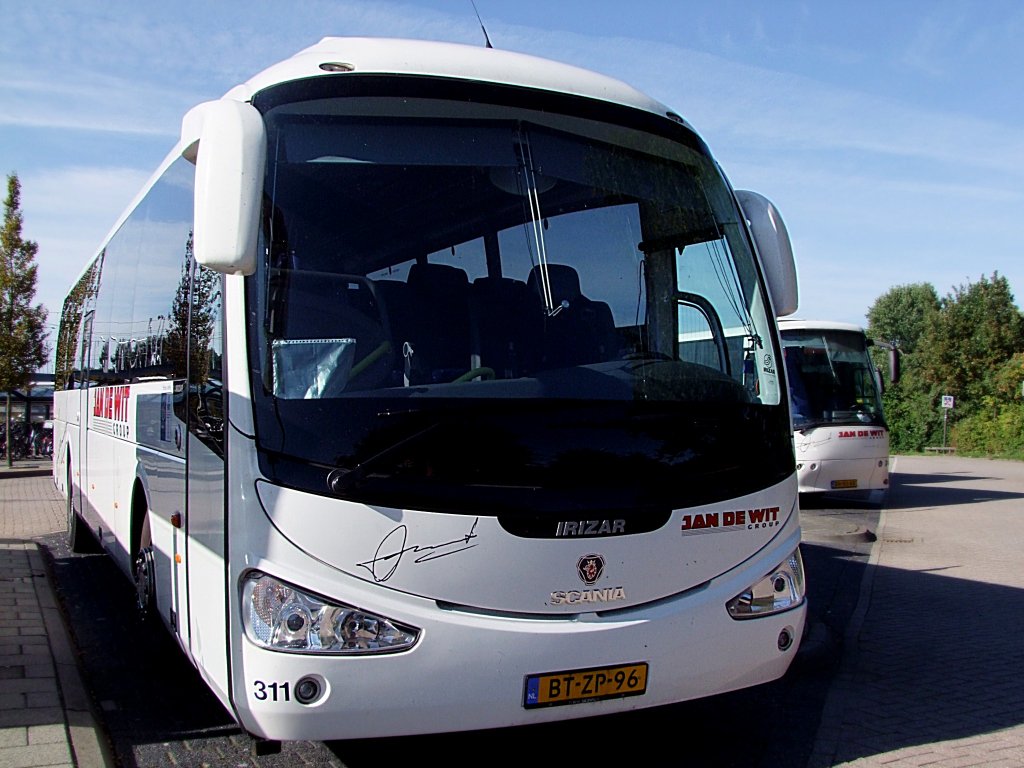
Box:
[133,515,157,623]
[66,463,88,553]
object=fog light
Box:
[778,626,794,651]
[295,676,323,705]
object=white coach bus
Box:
[778,318,890,497]
[52,36,805,745]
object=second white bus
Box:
[53,36,806,745]
[778,318,890,497]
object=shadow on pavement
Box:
[37,455,1024,767]
[883,479,1024,509]
[39,524,861,768]
[812,457,1024,765]
[823,561,1024,764]
[38,532,341,768]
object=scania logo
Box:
[577,553,605,585]
[550,554,625,606]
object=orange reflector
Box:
[175,553,182,564]
[170,513,182,528]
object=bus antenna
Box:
[470,1,493,48]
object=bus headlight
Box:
[726,548,805,619]
[242,572,419,653]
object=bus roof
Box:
[223,36,682,123]
[777,318,867,335]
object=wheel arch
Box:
[130,474,151,560]
[63,444,73,500]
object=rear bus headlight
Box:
[242,572,419,653]
[726,548,806,619]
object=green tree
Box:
[866,282,939,353]
[920,273,1024,421]
[950,338,1024,457]
[866,283,942,452]
[0,173,48,465]
[866,274,1024,456]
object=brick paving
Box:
[0,464,110,768]
[808,455,1024,767]
[0,456,1022,767]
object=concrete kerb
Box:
[0,465,52,480]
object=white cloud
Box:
[6,0,1024,357]
[1,57,211,137]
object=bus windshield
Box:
[245,82,791,514]
[781,328,885,430]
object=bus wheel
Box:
[66,464,88,553]
[133,517,157,622]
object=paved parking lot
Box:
[807,455,1024,767]
[1,455,1022,767]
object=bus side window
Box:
[783,347,811,422]
[677,300,722,371]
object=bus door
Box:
[183,267,231,702]
[73,310,94,524]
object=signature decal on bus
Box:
[555,519,626,537]
[356,518,480,582]
[837,429,885,439]
[680,506,780,535]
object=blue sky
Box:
[3,0,1023,368]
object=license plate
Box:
[831,479,858,489]
[524,662,648,708]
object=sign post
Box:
[941,395,954,448]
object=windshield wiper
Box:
[326,422,439,493]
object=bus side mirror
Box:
[889,347,900,383]
[735,190,798,318]
[181,99,266,276]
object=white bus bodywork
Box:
[53,37,806,743]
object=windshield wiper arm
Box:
[326,423,439,493]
